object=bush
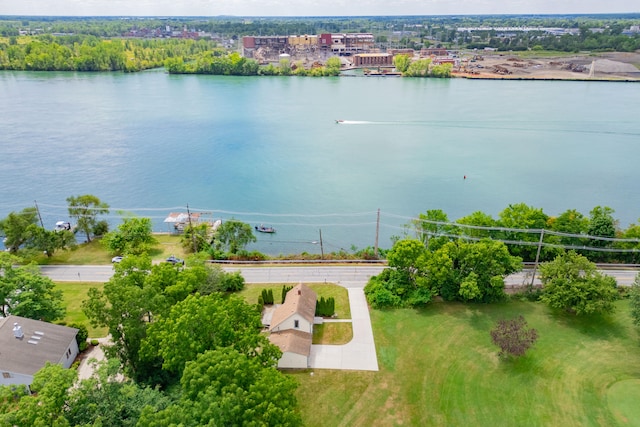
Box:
[220,271,245,292]
[261,289,274,305]
[281,285,293,304]
[90,339,99,346]
[490,316,538,358]
[70,322,89,351]
[315,296,335,317]
[92,220,109,237]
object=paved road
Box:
[40,264,639,286]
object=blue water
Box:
[1,70,639,254]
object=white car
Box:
[111,256,123,263]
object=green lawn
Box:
[55,281,108,338]
[292,300,640,427]
[238,283,351,319]
[34,233,188,265]
[312,322,353,345]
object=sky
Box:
[0,0,638,17]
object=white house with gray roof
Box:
[0,316,79,386]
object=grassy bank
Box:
[35,234,188,265]
[293,300,640,426]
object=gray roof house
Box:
[268,283,317,369]
[0,316,79,386]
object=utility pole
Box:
[186,204,197,253]
[530,229,545,287]
[319,228,324,260]
[374,208,380,258]
[34,200,45,229]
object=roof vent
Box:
[12,323,24,339]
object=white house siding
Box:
[57,340,80,369]
[0,371,33,386]
[270,314,313,334]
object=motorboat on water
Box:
[335,119,344,124]
[255,225,276,233]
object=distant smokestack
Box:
[12,323,24,339]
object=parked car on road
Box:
[165,255,184,265]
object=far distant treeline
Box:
[0,35,216,71]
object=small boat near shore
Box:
[255,225,276,233]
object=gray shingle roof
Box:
[0,316,78,376]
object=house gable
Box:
[269,283,317,333]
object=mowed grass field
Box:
[35,234,187,265]
[292,300,640,427]
[55,281,108,338]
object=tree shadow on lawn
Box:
[422,300,540,334]
[546,309,629,341]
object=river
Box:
[1,70,639,254]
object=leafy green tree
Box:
[490,316,538,358]
[548,209,589,248]
[69,322,89,351]
[539,251,618,315]
[0,207,38,253]
[279,57,292,75]
[0,362,76,427]
[434,239,522,303]
[393,54,411,72]
[214,218,256,254]
[138,348,302,427]
[180,222,213,253]
[456,210,497,239]
[629,274,640,326]
[82,255,158,381]
[404,58,431,76]
[65,359,171,427]
[325,56,341,72]
[67,194,109,243]
[430,62,453,78]
[25,225,76,258]
[0,252,65,321]
[588,206,617,238]
[101,216,157,255]
[410,209,453,250]
[498,203,549,261]
[586,206,617,261]
[365,239,432,308]
[140,293,280,377]
[617,219,640,264]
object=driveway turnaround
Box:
[309,285,379,371]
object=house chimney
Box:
[13,323,24,339]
